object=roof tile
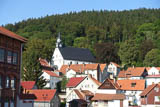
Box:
[0,27,27,42]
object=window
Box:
[6,77,10,88]
[0,48,5,62]
[154,87,159,92]
[13,52,18,64]
[11,78,16,88]
[7,51,12,64]
[155,96,160,102]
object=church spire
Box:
[56,32,62,48]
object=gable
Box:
[53,48,63,60]
[148,67,159,75]
[98,79,117,89]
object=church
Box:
[51,33,96,70]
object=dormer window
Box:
[131,83,136,87]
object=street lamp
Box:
[42,94,48,107]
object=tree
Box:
[94,42,120,63]
[139,40,155,61]
[22,50,46,89]
[73,37,88,48]
[118,39,139,66]
[143,49,160,67]
[61,76,68,92]
[22,38,56,88]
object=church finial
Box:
[56,32,62,48]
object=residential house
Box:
[146,67,160,75]
[66,75,101,107]
[91,78,127,107]
[67,89,93,107]
[146,75,160,86]
[21,81,37,94]
[145,67,160,86]
[118,67,148,80]
[39,58,61,89]
[18,94,36,107]
[91,93,126,107]
[29,89,60,107]
[107,62,120,78]
[0,27,27,107]
[117,79,145,106]
[59,64,101,81]
[140,84,160,106]
[51,33,95,70]
[69,99,87,107]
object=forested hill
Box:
[5,8,160,67]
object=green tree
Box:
[73,37,88,48]
[61,76,68,91]
[143,49,160,67]
[94,42,120,63]
[118,39,139,66]
[22,38,56,88]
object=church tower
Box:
[56,32,62,48]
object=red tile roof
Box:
[74,89,84,99]
[118,67,146,78]
[21,81,36,90]
[29,89,56,102]
[59,64,99,74]
[98,79,120,89]
[43,70,59,77]
[91,93,125,100]
[73,89,94,100]
[0,27,27,42]
[100,64,106,72]
[89,75,101,86]
[66,77,85,88]
[140,84,157,96]
[39,58,50,67]
[117,79,145,91]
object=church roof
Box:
[59,47,96,62]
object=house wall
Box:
[96,89,117,94]
[125,90,142,105]
[50,76,61,89]
[52,48,64,70]
[0,34,23,107]
[76,76,99,93]
[34,102,50,107]
[50,93,61,107]
[19,100,34,107]
[66,69,76,79]
[42,72,50,88]
[146,78,160,86]
[146,85,160,105]
[108,63,120,77]
[66,90,79,107]
[84,69,98,80]
[148,67,160,75]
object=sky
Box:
[0,0,160,25]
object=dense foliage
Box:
[3,8,160,86]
